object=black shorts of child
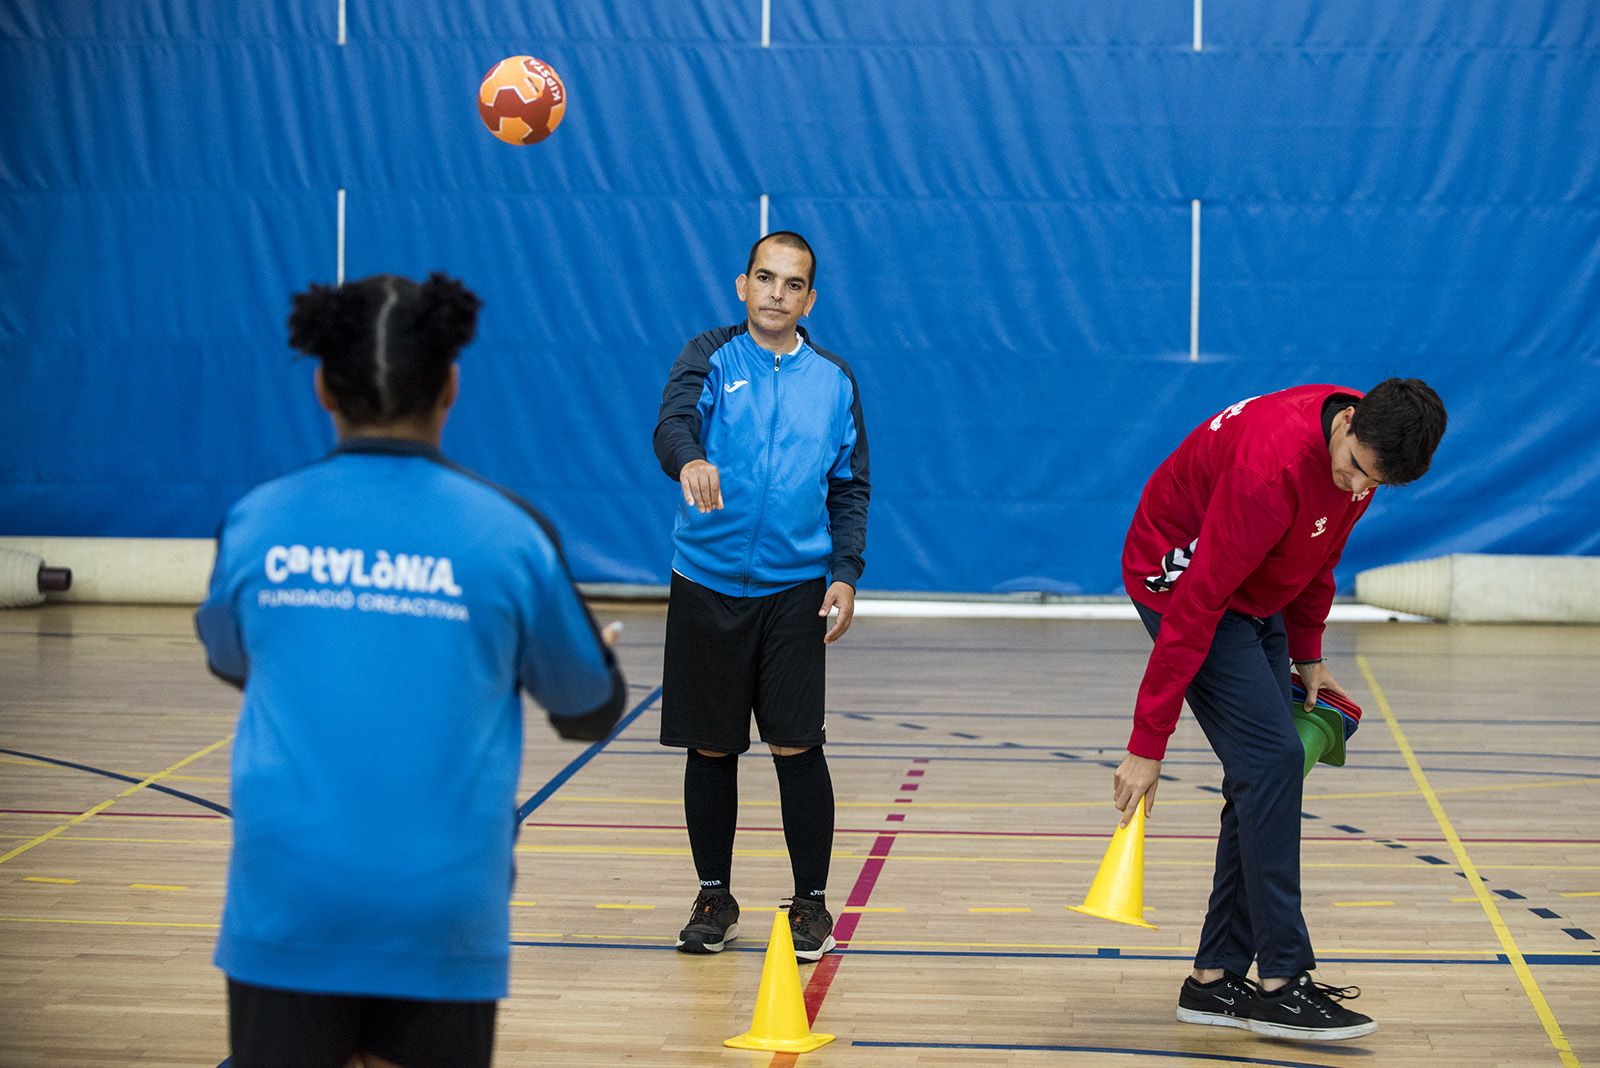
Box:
[660,572,827,754]
[227,978,495,1068]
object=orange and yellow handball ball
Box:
[478,56,566,146]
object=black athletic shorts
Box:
[660,572,826,754]
[227,977,496,1068]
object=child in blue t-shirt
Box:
[197,272,625,1068]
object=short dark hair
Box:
[287,272,481,426]
[746,230,816,289]
[1351,378,1447,485]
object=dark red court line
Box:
[766,758,930,1067]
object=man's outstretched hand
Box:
[1113,752,1162,827]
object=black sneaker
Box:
[1176,972,1260,1031]
[786,898,836,962]
[1249,972,1376,1041]
[676,889,739,953]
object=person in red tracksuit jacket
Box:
[1114,380,1446,1042]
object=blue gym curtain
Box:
[2,2,1596,591]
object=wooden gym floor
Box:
[1,603,1595,1067]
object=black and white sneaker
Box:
[676,889,739,953]
[786,898,836,962]
[1250,972,1376,1040]
[1176,972,1260,1030]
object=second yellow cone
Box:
[1069,801,1157,929]
[723,908,837,1053]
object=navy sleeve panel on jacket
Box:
[816,347,871,588]
[430,456,626,740]
[653,324,744,480]
[195,522,248,689]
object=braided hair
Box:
[287,272,481,426]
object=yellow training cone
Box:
[724,908,836,1053]
[1069,802,1157,929]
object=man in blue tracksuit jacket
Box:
[197,272,625,1067]
[653,231,869,961]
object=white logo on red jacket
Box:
[1209,395,1260,431]
[1311,517,1327,538]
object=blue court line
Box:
[506,940,1600,967]
[0,746,232,817]
[515,687,661,824]
[851,1041,1343,1067]
[551,747,1600,780]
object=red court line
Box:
[770,762,926,1067]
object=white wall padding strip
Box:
[0,537,215,605]
[1356,553,1600,623]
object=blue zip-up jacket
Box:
[195,438,625,1001]
[653,323,870,597]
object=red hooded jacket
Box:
[1122,385,1372,760]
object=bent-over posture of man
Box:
[1114,379,1446,1041]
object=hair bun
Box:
[288,282,368,359]
[416,272,482,356]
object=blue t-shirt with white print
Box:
[196,438,624,1001]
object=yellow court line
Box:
[538,932,1508,958]
[1560,891,1600,898]
[0,735,233,867]
[511,900,538,907]
[742,905,906,914]
[517,844,692,858]
[1332,901,1394,908]
[0,915,218,930]
[1458,865,1600,872]
[513,843,1598,871]
[1358,655,1580,1068]
[22,876,78,885]
[1305,777,1600,804]
[128,883,186,891]
[517,823,1600,848]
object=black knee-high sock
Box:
[773,747,833,905]
[684,750,738,892]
